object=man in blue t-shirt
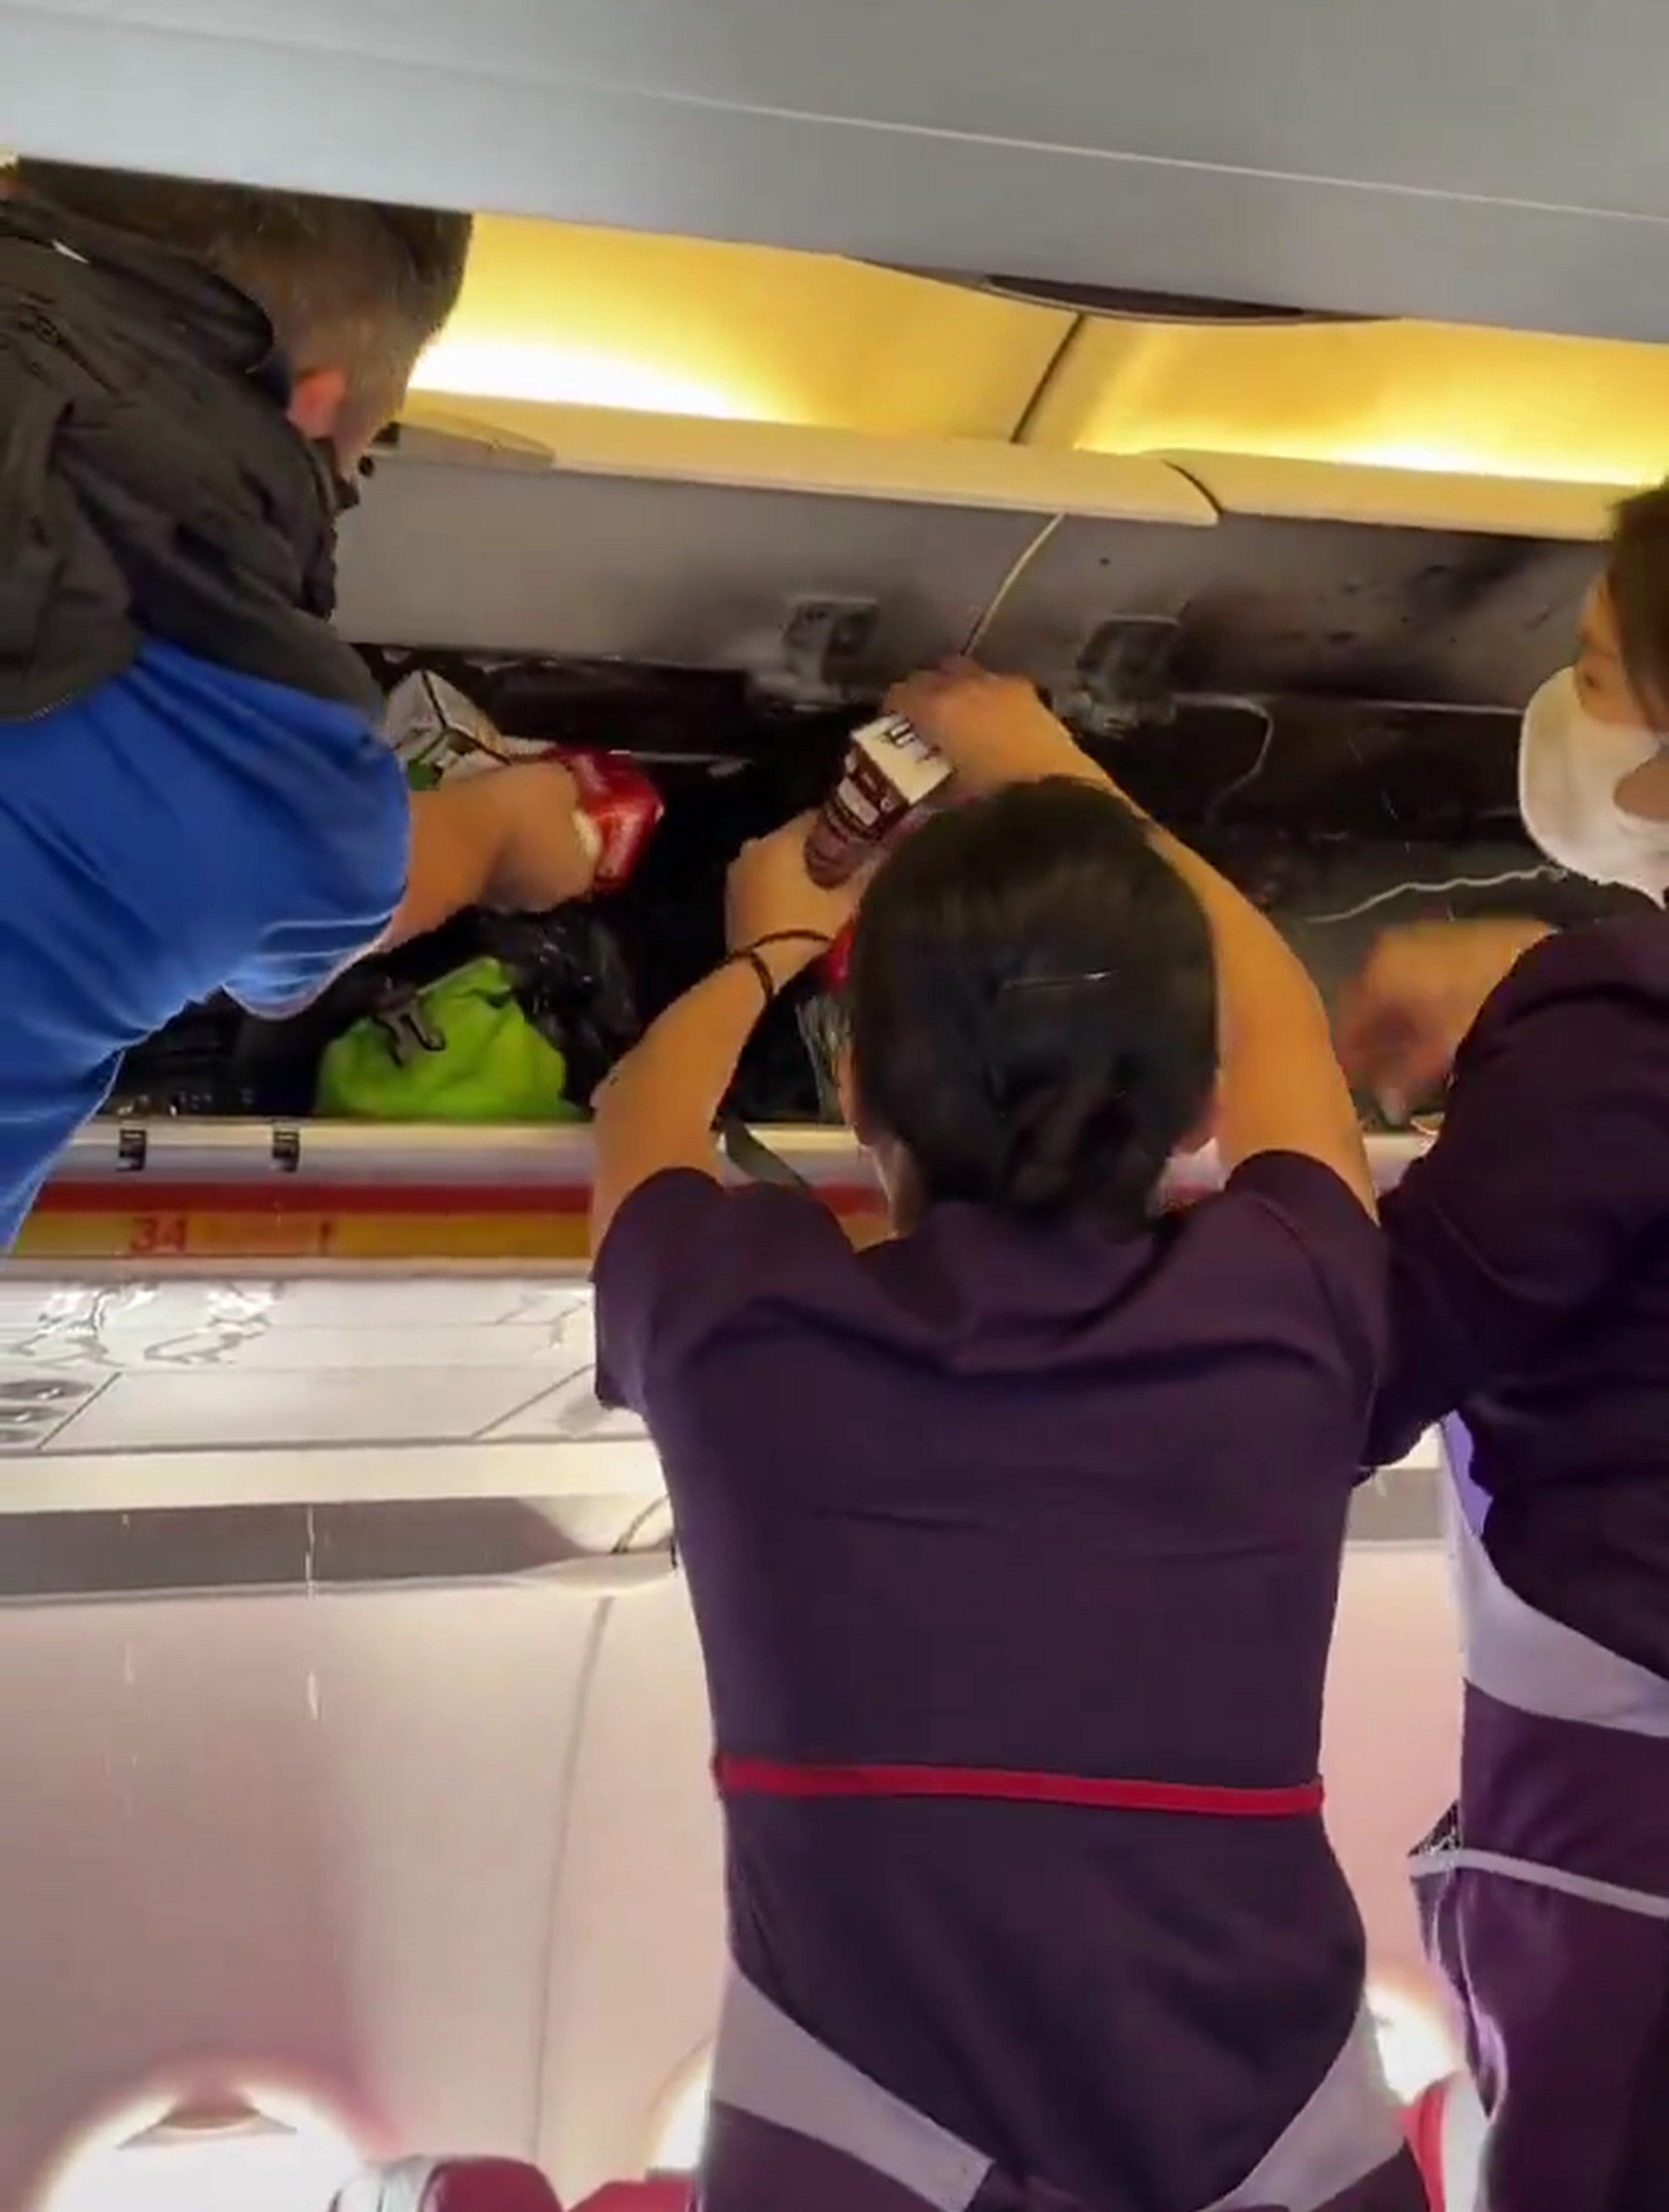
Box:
[0,160,602,1245]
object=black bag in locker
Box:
[104,905,641,1123]
[103,995,268,1119]
[587,746,835,1128]
[104,732,850,1129]
[234,906,644,1120]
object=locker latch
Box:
[1059,615,1181,739]
[752,596,880,710]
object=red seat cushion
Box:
[333,2156,563,2212]
[573,2184,690,2212]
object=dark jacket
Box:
[0,194,379,721]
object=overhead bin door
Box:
[334,415,1213,672]
[13,408,1616,1274]
[1062,449,1604,712]
[19,427,1217,1269]
[8,0,1669,338]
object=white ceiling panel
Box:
[0,1273,1445,1544]
[7,0,1656,212]
[9,0,1669,336]
[46,1364,563,1453]
[0,1276,657,1522]
[0,1582,596,2202]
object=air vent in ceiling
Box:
[888,268,1380,327]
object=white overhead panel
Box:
[1156,456,1618,543]
[8,0,1669,338]
[334,415,1213,677]
[332,412,1596,708]
[0,1273,1440,1554]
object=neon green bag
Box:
[316,957,584,1124]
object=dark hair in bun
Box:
[847,778,1217,1233]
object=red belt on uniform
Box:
[714,1755,1323,1819]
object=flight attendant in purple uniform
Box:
[1346,487,1669,2212]
[591,665,1423,2212]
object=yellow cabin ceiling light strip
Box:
[409,215,1070,438]
[1026,317,1669,490]
[411,334,767,423]
[415,217,1669,493]
[2,170,1663,487]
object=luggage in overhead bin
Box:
[101,992,268,1120]
[103,900,647,1125]
[101,660,849,1131]
[384,668,666,895]
[275,907,643,1124]
[415,657,870,1127]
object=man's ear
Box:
[286,366,349,444]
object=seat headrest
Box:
[332,2155,563,2212]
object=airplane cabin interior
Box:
[3,2,1668,2206]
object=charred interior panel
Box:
[107,498,1633,1132]
[1166,514,1596,707]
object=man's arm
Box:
[232,755,603,1020]
[381,759,599,949]
[889,664,1375,1216]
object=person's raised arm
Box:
[382,760,602,949]
[1368,924,1669,1462]
[888,663,1375,1216]
[590,814,868,1250]
[1334,918,1554,1118]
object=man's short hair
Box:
[9,158,471,417]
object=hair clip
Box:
[997,967,1119,996]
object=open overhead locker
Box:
[0,85,1643,1340]
[14,390,1629,1278]
[336,409,1213,676]
[1092,453,1607,711]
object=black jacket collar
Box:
[0,197,380,720]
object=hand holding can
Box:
[803,714,954,887]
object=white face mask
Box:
[1518,667,1669,903]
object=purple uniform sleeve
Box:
[1219,1151,1387,1427]
[592,1169,855,1414]
[1369,920,1669,1465]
